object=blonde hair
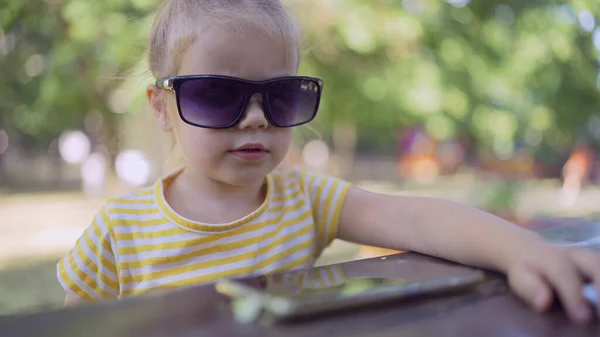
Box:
[146,0,302,172]
[148,0,300,79]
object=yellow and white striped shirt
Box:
[57,166,351,301]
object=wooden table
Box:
[1,218,599,337]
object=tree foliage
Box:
[1,0,599,158]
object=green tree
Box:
[293,0,600,156]
[1,0,599,164]
[0,0,158,160]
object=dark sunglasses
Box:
[155,75,324,129]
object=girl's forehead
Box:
[176,24,298,80]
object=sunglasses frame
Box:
[155,75,324,129]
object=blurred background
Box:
[1,0,600,316]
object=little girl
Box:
[58,0,600,323]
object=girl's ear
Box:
[147,84,172,131]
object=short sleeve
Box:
[56,206,120,301]
[297,168,351,254]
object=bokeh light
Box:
[578,10,595,32]
[593,29,600,51]
[445,0,470,9]
[24,54,45,78]
[302,140,330,170]
[115,150,151,187]
[402,0,425,15]
[81,153,108,197]
[58,130,91,164]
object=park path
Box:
[1,179,599,268]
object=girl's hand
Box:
[506,242,600,323]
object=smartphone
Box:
[215,261,486,323]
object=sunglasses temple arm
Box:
[156,78,175,92]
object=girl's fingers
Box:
[508,265,553,312]
[571,249,600,316]
[539,254,591,323]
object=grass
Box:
[0,257,65,316]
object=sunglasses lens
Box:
[178,78,246,127]
[266,78,320,127]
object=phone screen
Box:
[217,258,486,322]
[285,277,412,299]
[235,262,481,301]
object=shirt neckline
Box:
[154,169,274,234]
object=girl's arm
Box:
[338,187,600,324]
[338,188,541,271]
[64,294,81,306]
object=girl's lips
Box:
[230,149,268,161]
[229,143,269,161]
[232,143,267,152]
